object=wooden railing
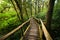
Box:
[40,19,53,40]
[0,18,31,40]
[34,17,53,40]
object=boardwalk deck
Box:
[0,18,52,40]
[22,18,40,40]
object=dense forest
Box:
[0,0,60,40]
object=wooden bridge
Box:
[0,17,53,40]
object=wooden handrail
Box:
[0,18,31,40]
[40,19,53,40]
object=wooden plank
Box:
[22,18,40,40]
[0,18,31,40]
[34,17,43,40]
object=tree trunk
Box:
[24,0,29,18]
[46,0,55,31]
[11,0,21,20]
[37,0,40,13]
[31,0,32,17]
[35,0,37,15]
[15,0,23,21]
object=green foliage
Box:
[52,0,60,29]
[36,12,45,20]
[36,7,47,20]
[0,0,29,40]
[51,0,60,40]
[0,0,60,40]
[0,1,22,37]
[0,8,21,35]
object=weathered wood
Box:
[33,17,53,40]
[38,25,43,40]
[0,17,53,40]
[40,19,53,40]
[33,17,39,23]
[23,18,40,40]
[20,25,30,40]
[0,18,31,40]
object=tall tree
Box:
[41,0,44,11]
[23,0,29,18]
[37,0,40,13]
[46,0,55,31]
[30,0,32,16]
[14,0,23,21]
[10,0,21,20]
[35,0,37,15]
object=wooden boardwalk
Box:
[23,18,40,40]
[0,18,52,40]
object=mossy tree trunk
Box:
[11,0,21,20]
[14,0,23,21]
[46,0,55,31]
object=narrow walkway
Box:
[23,18,40,40]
